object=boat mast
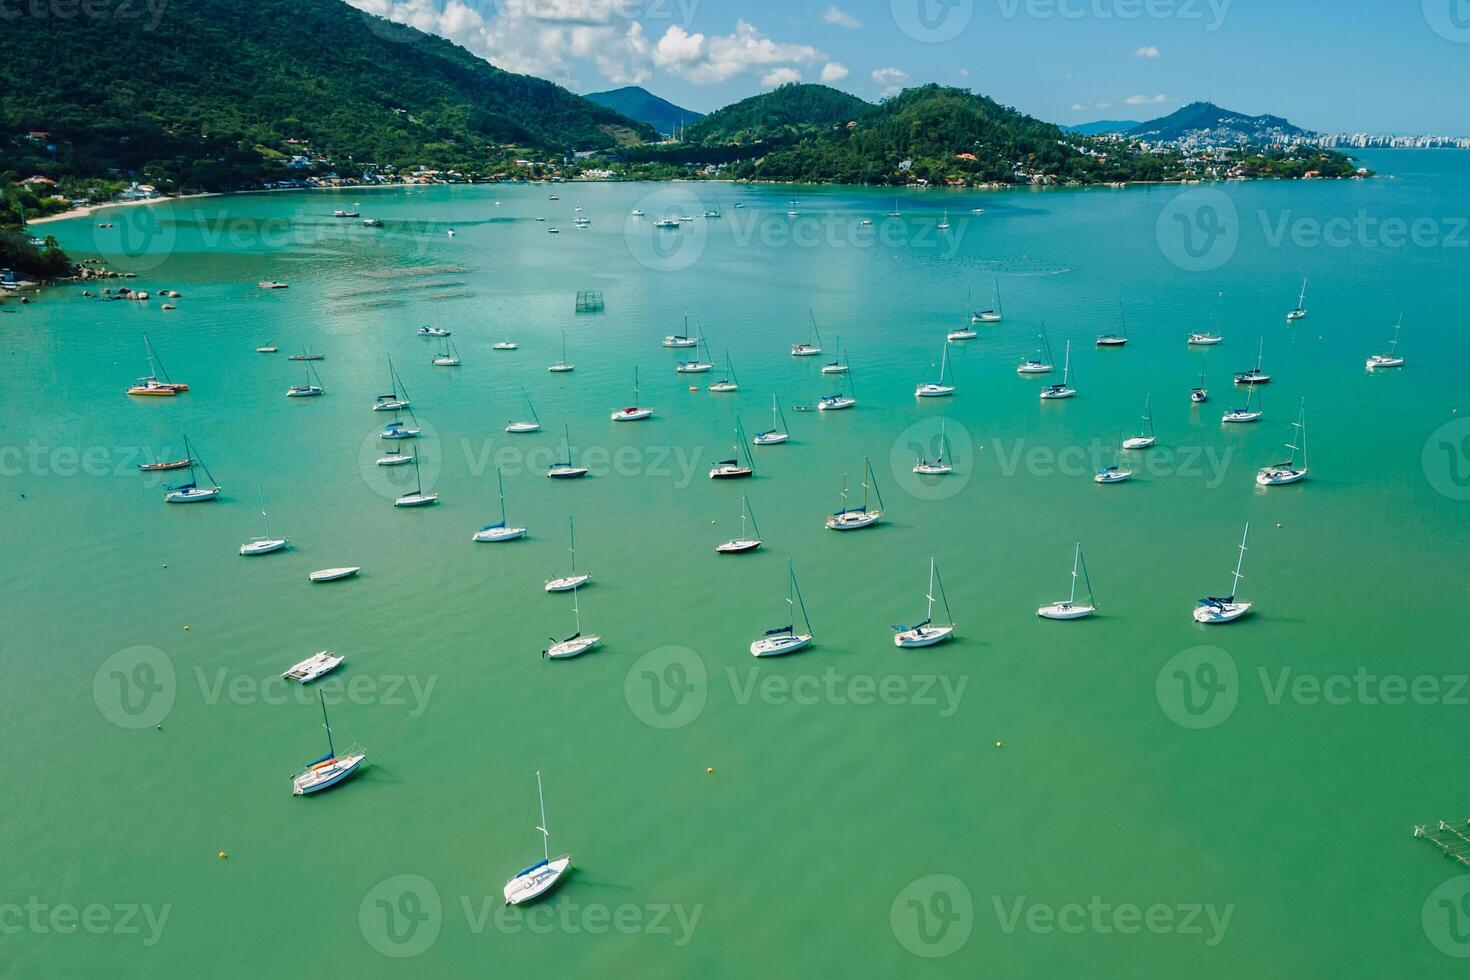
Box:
[1068,544,1080,604]
[866,456,885,512]
[568,517,577,573]
[924,558,936,623]
[258,486,270,537]
[789,560,812,634]
[1143,394,1154,437]
[932,559,953,625]
[535,770,550,861]
[1230,523,1250,598]
[319,690,335,759]
[1078,544,1095,607]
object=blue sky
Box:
[349,0,1470,133]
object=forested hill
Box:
[683,84,873,146]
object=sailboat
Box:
[972,280,1003,324]
[543,578,600,659]
[1193,523,1252,624]
[163,436,222,503]
[1039,340,1076,399]
[892,558,956,648]
[506,389,542,433]
[1017,327,1054,374]
[818,368,857,411]
[715,494,763,553]
[473,468,527,541]
[1037,543,1097,619]
[128,334,189,396]
[290,691,366,796]
[1234,337,1271,385]
[749,560,813,657]
[888,197,902,218]
[1188,331,1223,346]
[707,352,739,392]
[1122,394,1157,449]
[753,395,790,445]
[547,425,589,479]
[288,350,324,362]
[286,361,325,397]
[138,446,193,472]
[418,325,450,338]
[433,340,461,367]
[913,421,954,476]
[1191,353,1209,403]
[1096,302,1130,347]
[377,447,414,467]
[709,420,755,479]
[502,771,573,905]
[676,334,714,374]
[373,357,412,412]
[545,517,592,592]
[791,310,823,357]
[1094,431,1134,484]
[1366,315,1406,370]
[1221,383,1262,424]
[610,367,653,421]
[820,335,848,374]
[937,209,950,231]
[548,331,575,373]
[240,486,289,555]
[493,329,518,351]
[915,341,956,397]
[380,405,422,440]
[281,651,344,684]
[663,315,698,348]
[1256,398,1309,486]
[393,453,439,507]
[1286,277,1308,322]
[825,457,883,530]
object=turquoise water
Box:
[6,150,1470,977]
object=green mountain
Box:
[743,85,1179,185]
[683,84,873,146]
[585,87,702,137]
[1128,102,1312,144]
[0,0,657,190]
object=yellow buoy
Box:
[183,625,190,631]
[218,851,228,859]
[706,767,713,774]
[994,741,1003,748]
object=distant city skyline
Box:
[347,0,1470,134]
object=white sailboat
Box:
[493,329,518,351]
[663,316,698,348]
[1221,383,1262,424]
[825,457,883,530]
[240,486,289,555]
[545,517,592,592]
[750,560,813,657]
[548,331,575,373]
[610,367,653,421]
[473,469,527,542]
[1122,394,1157,449]
[286,362,325,398]
[1366,315,1406,370]
[707,352,740,392]
[1191,353,1209,404]
[1286,277,1308,322]
[1193,523,1253,624]
[502,771,573,904]
[418,325,450,337]
[892,558,956,648]
[547,425,589,479]
[820,335,848,375]
[433,341,461,367]
[972,280,1003,324]
[791,310,823,357]
[937,209,951,231]
[915,341,956,398]
[913,421,954,476]
[1188,331,1223,346]
[380,405,422,440]
[393,453,439,507]
[676,334,714,374]
[373,357,412,412]
[1096,302,1129,347]
[715,493,763,554]
[1094,432,1134,484]
[377,447,414,467]
[709,420,755,479]
[281,651,344,684]
[1234,337,1271,385]
[1039,340,1076,399]
[1256,398,1309,486]
[506,389,542,433]
[753,395,790,445]
[818,367,857,411]
[163,436,222,503]
[1037,543,1097,620]
[543,578,600,659]
[291,692,366,796]
[1017,328,1054,374]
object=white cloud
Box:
[652,20,825,85]
[871,67,910,96]
[823,5,862,28]
[1134,45,1160,58]
[763,67,803,87]
[1124,93,1169,105]
[821,62,849,83]
[958,68,970,78]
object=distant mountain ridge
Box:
[585,86,703,137]
[1062,120,1141,136]
[1128,102,1314,145]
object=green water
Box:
[7,151,1470,977]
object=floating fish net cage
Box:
[1414,820,1470,868]
[575,291,605,315]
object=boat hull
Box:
[611,409,653,421]
[753,433,789,445]
[1037,603,1096,620]
[916,385,955,398]
[394,493,440,508]
[1039,387,1076,400]
[826,511,881,531]
[546,635,601,659]
[1256,468,1308,486]
[473,527,527,542]
[1122,437,1156,450]
[1221,411,1262,424]
[894,625,955,648]
[547,466,590,480]
[292,753,365,795]
[504,857,573,905]
[240,538,289,556]
[165,487,222,503]
[1094,470,1133,483]
[309,567,361,583]
[506,423,541,434]
[377,455,414,467]
[948,331,978,341]
[715,539,761,554]
[750,633,812,657]
[1194,602,1252,624]
[818,398,856,411]
[545,574,591,593]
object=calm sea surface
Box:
[6,150,1470,977]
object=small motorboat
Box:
[282,651,344,684]
[308,567,361,583]
[258,280,289,289]
[256,345,279,354]
[418,325,450,337]
[1188,333,1222,346]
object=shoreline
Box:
[27,191,220,226]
